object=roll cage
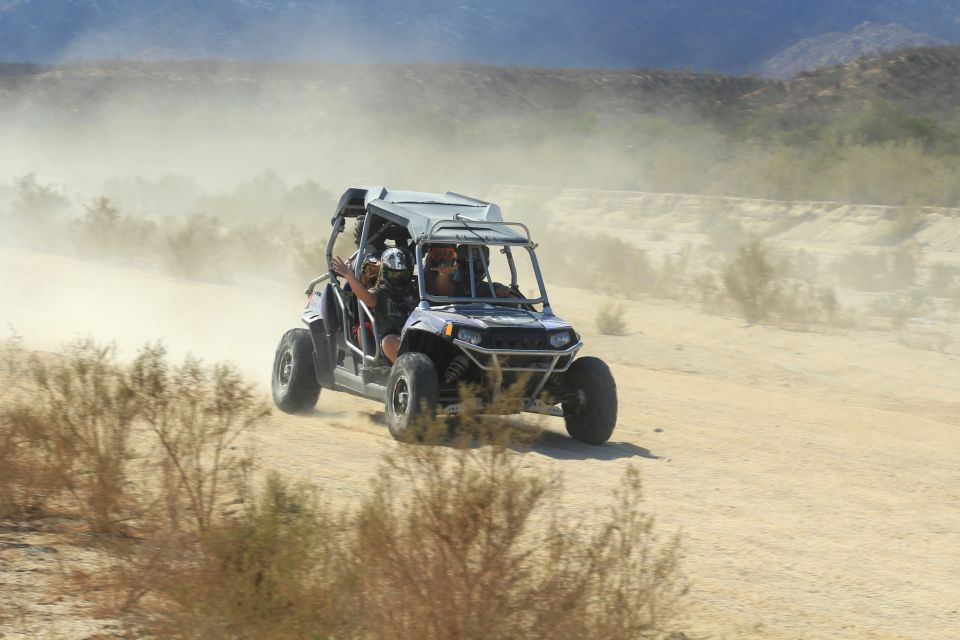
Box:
[305,193,556,365]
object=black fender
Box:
[302,283,338,388]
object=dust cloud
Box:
[3,61,960,640]
[0,62,676,376]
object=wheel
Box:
[385,353,439,441]
[271,328,321,413]
[562,356,617,445]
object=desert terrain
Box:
[1,187,958,639]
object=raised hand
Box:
[331,256,352,278]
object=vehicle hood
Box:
[426,305,572,331]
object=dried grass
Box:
[1,338,689,640]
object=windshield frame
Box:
[415,238,552,313]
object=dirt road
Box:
[2,247,958,639]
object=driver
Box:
[456,244,514,298]
[333,247,417,363]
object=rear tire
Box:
[562,356,617,445]
[272,328,321,413]
[385,353,439,442]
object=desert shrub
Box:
[694,272,727,313]
[3,174,71,248]
[0,339,267,535]
[2,339,691,638]
[869,295,917,332]
[817,286,841,325]
[701,215,745,252]
[827,102,960,154]
[129,344,268,534]
[543,232,655,297]
[150,474,342,640]
[773,282,843,327]
[879,206,927,245]
[951,287,960,315]
[928,263,960,297]
[192,172,335,225]
[821,142,960,207]
[832,245,920,292]
[775,248,820,283]
[0,341,137,530]
[723,238,779,323]
[347,433,687,640]
[164,213,225,281]
[596,301,628,335]
[75,196,161,263]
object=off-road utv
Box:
[271,187,618,444]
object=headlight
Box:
[549,331,572,348]
[457,328,483,346]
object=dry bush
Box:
[700,215,745,252]
[723,238,779,323]
[0,340,137,530]
[164,213,225,281]
[869,295,917,332]
[0,326,24,379]
[879,206,927,245]
[694,272,727,314]
[129,344,268,534]
[596,300,629,335]
[349,435,687,640]
[832,245,920,292]
[774,248,820,283]
[927,263,960,298]
[4,174,70,248]
[543,232,656,298]
[74,196,160,263]
[0,339,267,537]
[146,474,345,640]
[2,340,689,638]
[951,287,960,316]
[118,412,687,639]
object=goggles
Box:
[383,268,412,285]
[429,247,458,263]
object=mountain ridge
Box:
[2,1,960,75]
[3,45,959,127]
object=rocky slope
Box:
[757,21,946,79]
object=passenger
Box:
[424,244,467,297]
[332,247,417,363]
[342,249,380,293]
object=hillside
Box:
[744,46,960,123]
[756,21,946,80]
[3,45,960,126]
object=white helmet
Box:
[380,247,413,287]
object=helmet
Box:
[427,244,458,269]
[457,244,490,280]
[380,247,413,288]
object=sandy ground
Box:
[1,247,959,639]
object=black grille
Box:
[488,329,547,350]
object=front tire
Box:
[272,328,321,413]
[385,353,439,441]
[562,356,617,445]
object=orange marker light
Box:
[444,323,454,337]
